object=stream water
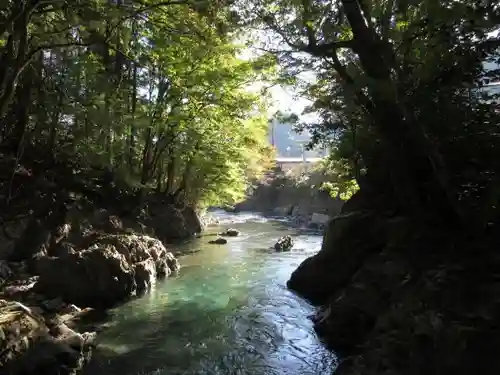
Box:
[83,211,337,375]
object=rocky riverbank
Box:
[232,168,343,229]
[287,187,500,374]
[0,207,192,374]
[0,296,96,374]
[0,157,212,374]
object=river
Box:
[83,211,337,375]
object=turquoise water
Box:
[83,212,337,375]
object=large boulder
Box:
[101,233,179,274]
[34,247,136,308]
[287,189,388,305]
[148,204,193,241]
[34,234,179,308]
[87,234,164,263]
[181,206,203,234]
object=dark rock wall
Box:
[286,187,500,374]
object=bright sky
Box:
[238,30,319,123]
[241,57,318,122]
[268,84,312,116]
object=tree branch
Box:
[303,40,355,57]
[262,11,353,58]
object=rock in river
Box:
[220,228,240,237]
[209,237,228,245]
[274,235,294,252]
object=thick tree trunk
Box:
[0,1,37,120]
[340,0,465,226]
[172,146,198,204]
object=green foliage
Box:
[314,156,359,201]
[320,180,358,201]
[0,0,277,208]
[238,0,500,226]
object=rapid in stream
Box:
[83,211,337,375]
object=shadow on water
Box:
[83,211,337,375]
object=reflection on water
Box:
[83,211,337,375]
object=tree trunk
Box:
[72,48,82,152]
[0,1,37,120]
[8,62,34,155]
[140,128,153,184]
[129,62,138,170]
[165,150,177,195]
[47,89,64,154]
[340,0,465,226]
[172,144,199,204]
[156,159,163,192]
[104,90,114,165]
[34,51,47,137]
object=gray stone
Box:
[274,235,294,252]
[209,237,228,245]
[220,228,240,237]
[35,247,136,308]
